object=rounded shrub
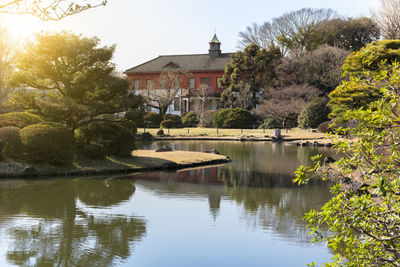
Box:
[223,109,254,128]
[144,112,162,128]
[163,114,182,128]
[213,108,254,128]
[160,119,174,129]
[213,109,231,128]
[258,117,281,129]
[121,120,137,136]
[75,121,134,158]
[298,97,331,129]
[0,112,43,128]
[182,112,199,127]
[20,123,77,164]
[124,110,145,127]
[0,126,21,159]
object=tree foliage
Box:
[311,17,380,52]
[294,62,400,266]
[0,0,107,20]
[277,45,350,94]
[8,32,140,132]
[328,40,400,117]
[221,43,281,109]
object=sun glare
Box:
[3,15,41,41]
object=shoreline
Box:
[0,150,231,179]
[152,135,335,147]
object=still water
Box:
[0,141,335,266]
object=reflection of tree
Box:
[0,178,146,267]
[74,178,135,206]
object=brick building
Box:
[124,34,232,115]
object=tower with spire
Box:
[209,34,221,57]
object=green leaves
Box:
[296,61,400,266]
[8,32,140,132]
[221,43,281,109]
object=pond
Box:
[0,141,336,266]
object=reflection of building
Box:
[124,35,232,115]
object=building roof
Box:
[125,53,232,74]
[209,34,221,44]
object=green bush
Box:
[124,110,145,127]
[144,112,162,128]
[0,112,43,128]
[121,120,137,136]
[160,119,174,129]
[0,126,21,159]
[182,112,199,127]
[213,108,254,128]
[75,121,134,158]
[258,117,281,129]
[298,97,331,129]
[213,109,231,128]
[163,114,182,128]
[20,123,76,164]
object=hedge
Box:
[0,112,43,129]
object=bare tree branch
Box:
[372,0,400,39]
[0,0,107,20]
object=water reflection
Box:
[0,178,146,267]
[0,141,335,266]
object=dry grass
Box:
[138,127,326,139]
[132,150,227,165]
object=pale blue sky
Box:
[1,0,380,71]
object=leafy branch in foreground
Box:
[294,62,400,266]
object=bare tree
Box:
[192,83,213,126]
[235,82,252,109]
[238,8,339,54]
[372,0,400,39]
[0,0,107,20]
[261,84,319,127]
[143,71,189,117]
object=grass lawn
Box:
[137,127,326,139]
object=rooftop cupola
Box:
[209,34,221,57]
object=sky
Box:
[0,0,381,72]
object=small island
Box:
[0,149,231,178]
